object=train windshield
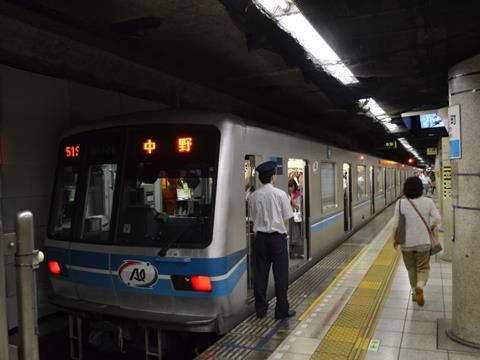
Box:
[48,125,220,248]
[50,165,80,240]
[118,126,219,248]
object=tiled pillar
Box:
[447,53,480,347]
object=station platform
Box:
[200,202,480,360]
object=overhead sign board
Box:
[426,147,437,155]
[448,105,462,159]
[385,141,397,149]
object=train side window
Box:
[356,165,367,199]
[320,162,337,211]
[49,165,79,239]
[81,164,117,242]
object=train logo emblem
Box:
[118,260,159,288]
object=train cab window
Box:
[117,125,219,248]
[356,165,367,199]
[320,162,337,211]
[118,167,214,245]
[49,165,79,239]
[82,164,118,242]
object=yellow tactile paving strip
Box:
[311,240,401,360]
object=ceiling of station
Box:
[7,0,480,164]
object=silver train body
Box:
[45,111,413,334]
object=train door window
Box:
[384,168,388,203]
[320,162,337,212]
[287,159,308,263]
[395,169,400,196]
[49,165,79,239]
[343,163,352,232]
[369,166,375,215]
[245,155,258,291]
[356,165,367,200]
[82,164,118,242]
[376,167,384,193]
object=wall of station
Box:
[0,64,167,328]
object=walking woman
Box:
[392,176,441,306]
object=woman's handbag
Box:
[394,200,406,246]
[293,209,302,223]
[406,198,442,256]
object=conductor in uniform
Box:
[248,161,295,320]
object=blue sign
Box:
[270,156,283,175]
[448,105,462,159]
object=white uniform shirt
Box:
[248,183,294,234]
[393,196,441,250]
[419,174,431,185]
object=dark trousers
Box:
[254,232,289,318]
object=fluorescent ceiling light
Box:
[255,0,293,15]
[358,98,404,134]
[254,0,358,85]
[398,137,426,163]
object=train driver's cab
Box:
[48,124,220,251]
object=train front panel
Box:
[45,119,248,333]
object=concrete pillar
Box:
[440,138,453,261]
[447,53,480,347]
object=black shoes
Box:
[256,312,267,319]
[275,310,296,320]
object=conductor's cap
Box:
[256,161,277,174]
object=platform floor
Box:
[269,218,480,360]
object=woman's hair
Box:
[288,179,299,192]
[403,176,423,199]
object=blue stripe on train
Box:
[48,247,247,276]
[71,250,109,270]
[310,199,372,234]
[69,270,113,288]
[60,257,247,298]
[111,258,247,298]
[310,211,343,233]
[46,247,248,297]
[110,248,246,276]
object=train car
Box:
[45,111,413,357]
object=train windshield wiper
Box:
[157,223,196,257]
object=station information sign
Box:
[448,105,462,159]
[385,141,397,149]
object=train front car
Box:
[45,117,248,353]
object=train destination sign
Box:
[64,145,80,158]
[143,139,157,154]
[177,137,193,153]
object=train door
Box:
[343,163,352,232]
[245,155,261,292]
[369,166,375,215]
[287,159,309,265]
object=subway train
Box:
[45,111,413,354]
